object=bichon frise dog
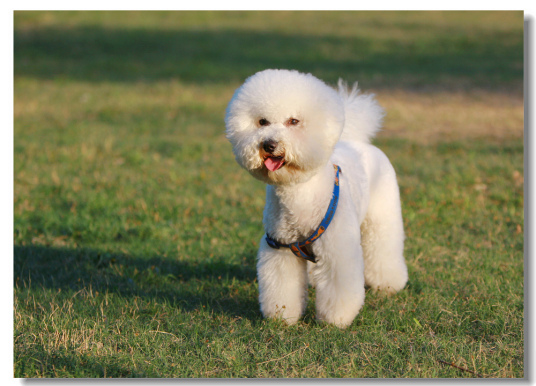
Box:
[225,69,408,328]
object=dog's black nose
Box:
[262,139,278,154]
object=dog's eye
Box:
[287,118,300,125]
[259,118,270,126]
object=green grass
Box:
[14,11,524,378]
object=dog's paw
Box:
[316,310,355,329]
[370,273,408,295]
[366,264,408,295]
[261,303,304,325]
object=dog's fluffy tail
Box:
[337,79,385,144]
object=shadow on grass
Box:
[14,23,523,90]
[15,349,139,378]
[14,244,260,321]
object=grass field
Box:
[13,11,524,378]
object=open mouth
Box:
[263,156,286,172]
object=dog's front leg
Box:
[256,239,308,325]
[314,242,366,328]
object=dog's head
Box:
[225,69,345,185]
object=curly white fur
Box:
[225,69,408,328]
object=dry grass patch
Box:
[376,90,523,144]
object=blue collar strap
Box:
[265,164,341,263]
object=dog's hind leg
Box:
[360,169,408,294]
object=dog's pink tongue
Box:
[264,157,284,172]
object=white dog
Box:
[225,69,408,328]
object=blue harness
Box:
[265,164,341,263]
